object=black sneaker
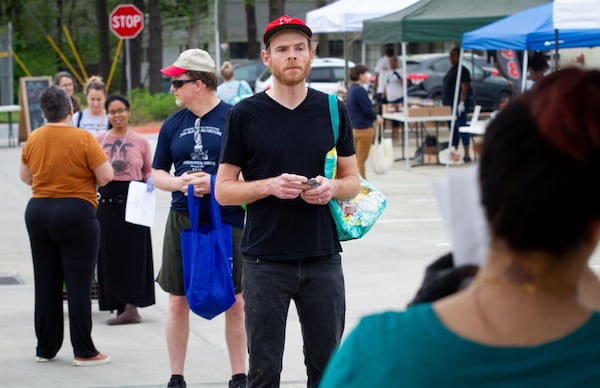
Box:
[463,155,472,163]
[229,374,247,388]
[167,376,186,388]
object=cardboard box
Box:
[382,103,401,113]
[423,146,438,164]
[429,106,452,116]
[406,107,431,117]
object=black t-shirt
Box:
[442,65,471,106]
[220,89,355,260]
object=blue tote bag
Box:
[180,176,235,319]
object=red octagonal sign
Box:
[110,4,144,39]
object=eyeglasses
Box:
[107,108,128,116]
[171,79,198,89]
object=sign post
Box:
[109,4,144,94]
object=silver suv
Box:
[254,57,355,94]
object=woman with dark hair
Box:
[321,68,600,386]
[20,85,113,366]
[96,94,155,325]
[346,64,383,178]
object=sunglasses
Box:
[171,79,198,89]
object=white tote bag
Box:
[370,124,394,175]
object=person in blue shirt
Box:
[151,49,247,388]
[346,64,383,178]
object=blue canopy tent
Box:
[462,3,600,51]
[462,3,600,90]
[448,2,600,166]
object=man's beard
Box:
[271,61,310,86]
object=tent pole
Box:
[553,29,560,71]
[521,51,529,92]
[344,31,349,87]
[448,49,464,168]
[401,42,409,170]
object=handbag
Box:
[180,176,235,319]
[369,123,394,175]
[325,94,387,241]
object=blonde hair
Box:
[84,75,106,96]
[220,61,235,81]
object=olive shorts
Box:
[156,208,243,295]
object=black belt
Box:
[98,194,126,204]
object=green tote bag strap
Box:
[328,94,339,144]
[324,94,340,180]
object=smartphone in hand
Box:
[305,178,320,189]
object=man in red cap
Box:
[216,15,360,388]
[151,48,248,388]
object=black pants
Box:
[25,198,100,359]
[243,254,346,388]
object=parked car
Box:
[405,53,514,111]
[228,60,266,92]
[254,57,355,94]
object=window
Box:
[308,67,332,82]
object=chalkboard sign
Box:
[18,76,51,141]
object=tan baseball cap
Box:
[160,49,216,76]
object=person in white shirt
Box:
[384,55,403,104]
[216,61,253,105]
[72,76,108,136]
[374,44,400,106]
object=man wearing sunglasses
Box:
[151,49,247,388]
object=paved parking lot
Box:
[1,126,598,387]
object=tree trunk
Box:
[147,0,163,94]
[95,0,110,85]
[315,0,329,57]
[129,0,144,90]
[245,1,259,59]
[188,0,200,49]
[218,0,227,63]
[268,0,285,21]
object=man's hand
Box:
[268,173,309,200]
[181,171,211,197]
[458,102,465,115]
[299,176,334,205]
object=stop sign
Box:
[110,4,144,39]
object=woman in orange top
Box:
[20,85,113,366]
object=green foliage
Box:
[128,88,179,125]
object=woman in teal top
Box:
[321,68,600,387]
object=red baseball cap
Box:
[263,15,312,45]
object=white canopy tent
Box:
[553,0,600,67]
[306,0,419,33]
[554,0,600,29]
[306,0,419,83]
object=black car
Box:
[405,53,514,111]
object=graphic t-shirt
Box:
[152,102,244,228]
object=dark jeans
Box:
[450,101,471,148]
[25,198,100,359]
[243,254,346,388]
